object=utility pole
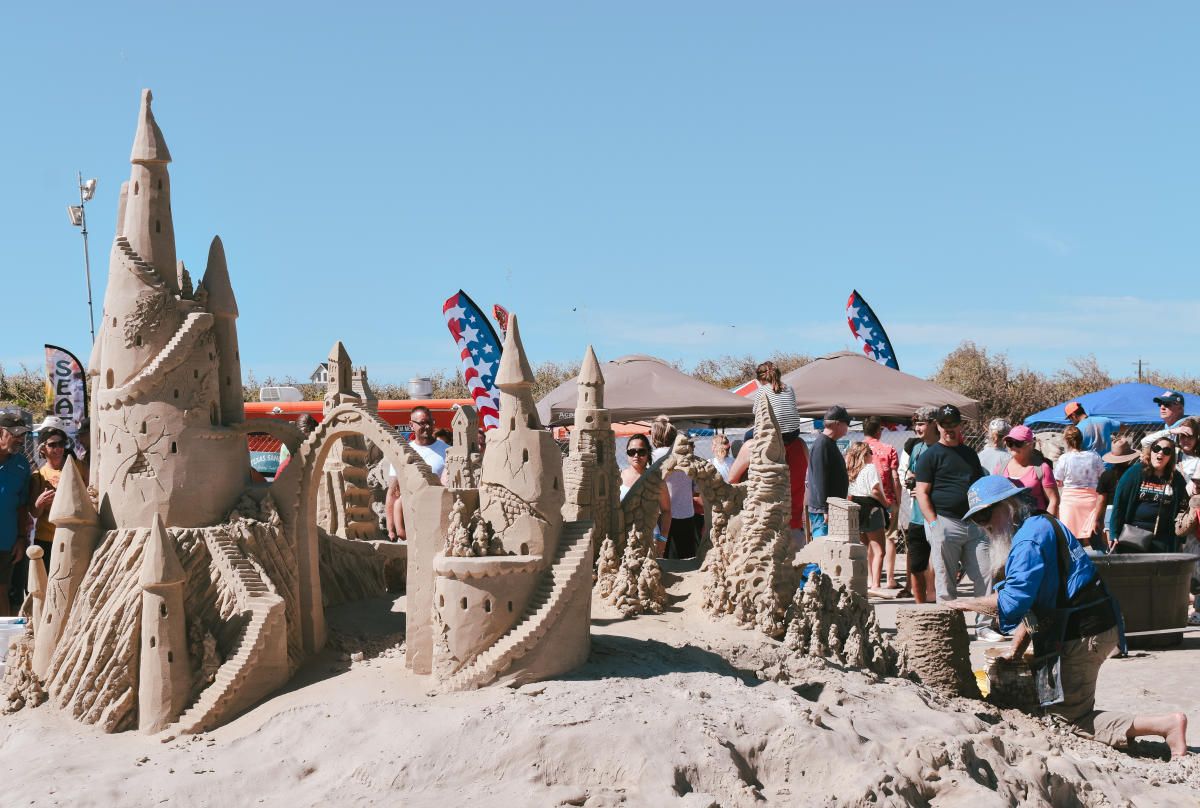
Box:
[67,173,98,344]
[1133,358,1150,383]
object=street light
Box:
[67,173,98,344]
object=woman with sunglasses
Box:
[28,422,77,572]
[1000,425,1059,516]
[1110,437,1188,553]
[620,434,672,556]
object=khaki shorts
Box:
[1046,625,1135,748]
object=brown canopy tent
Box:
[781,351,980,421]
[536,354,755,427]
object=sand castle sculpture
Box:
[796,497,868,598]
[782,570,896,676]
[428,317,594,690]
[585,350,667,619]
[662,393,797,637]
[0,90,594,733]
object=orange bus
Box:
[244,399,472,430]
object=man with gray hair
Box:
[950,475,1188,757]
[977,418,1011,475]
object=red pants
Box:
[786,439,808,530]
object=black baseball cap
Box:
[1154,390,1185,407]
[824,405,851,424]
[0,413,31,435]
[935,404,963,426]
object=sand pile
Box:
[895,605,982,699]
[2,574,1198,806]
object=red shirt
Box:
[866,436,899,506]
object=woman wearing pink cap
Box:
[1000,425,1059,515]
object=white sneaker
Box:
[1188,611,1200,627]
[976,627,1006,642]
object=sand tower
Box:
[138,515,191,732]
[31,458,101,678]
[91,89,248,529]
[561,346,621,559]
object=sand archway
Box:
[288,403,440,654]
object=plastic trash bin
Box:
[1092,553,1196,649]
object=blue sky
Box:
[3,3,1197,387]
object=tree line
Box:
[3,343,1196,425]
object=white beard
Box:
[984,517,1016,583]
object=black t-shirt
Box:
[805,432,848,510]
[914,442,985,519]
[1096,463,1131,500]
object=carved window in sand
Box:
[128,450,154,479]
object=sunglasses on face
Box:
[627,447,649,457]
[969,505,995,525]
[1004,440,1026,448]
[410,420,433,428]
[1151,444,1174,455]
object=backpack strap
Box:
[1033,511,1071,609]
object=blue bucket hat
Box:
[963,475,1023,521]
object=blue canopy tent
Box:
[1023,382,1200,426]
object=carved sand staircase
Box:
[116,236,168,292]
[444,521,593,692]
[169,531,287,734]
[100,238,213,410]
[99,311,212,409]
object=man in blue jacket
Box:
[0,413,32,616]
[947,476,1188,757]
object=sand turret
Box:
[26,546,46,628]
[123,89,178,294]
[32,457,102,677]
[479,314,564,558]
[562,346,621,547]
[444,405,481,489]
[199,237,244,424]
[577,345,605,410]
[324,341,355,410]
[138,515,190,732]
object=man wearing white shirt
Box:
[385,406,449,540]
[1140,390,1188,448]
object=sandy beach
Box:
[2,558,1197,808]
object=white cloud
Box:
[1024,228,1074,256]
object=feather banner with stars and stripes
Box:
[846,289,900,370]
[443,290,503,430]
